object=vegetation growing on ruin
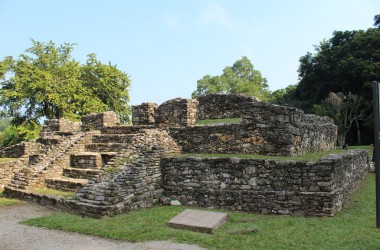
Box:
[196,118,242,125]
[0,190,18,207]
[22,174,379,249]
[183,146,371,162]
[31,188,75,198]
[0,158,16,163]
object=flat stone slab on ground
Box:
[168,209,228,233]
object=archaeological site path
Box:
[0,202,204,250]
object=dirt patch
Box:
[0,202,205,250]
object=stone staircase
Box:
[43,131,138,193]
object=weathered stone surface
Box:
[168,209,228,233]
[0,160,23,189]
[155,98,199,127]
[197,93,259,120]
[132,102,158,125]
[70,153,103,169]
[81,111,120,131]
[74,128,182,217]
[45,177,88,192]
[161,150,368,216]
[43,118,81,132]
[0,142,41,158]
[169,122,336,156]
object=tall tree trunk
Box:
[355,118,361,145]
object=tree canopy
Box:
[275,15,380,145]
[192,57,269,100]
[295,27,380,111]
[0,40,131,145]
[0,39,131,125]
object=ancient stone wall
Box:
[161,150,368,216]
[81,111,120,131]
[197,94,259,120]
[0,160,24,189]
[155,98,199,127]
[169,122,336,156]
[132,102,157,125]
[43,118,81,132]
[169,101,337,156]
[0,142,41,158]
[241,102,305,126]
[74,128,181,217]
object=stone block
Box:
[155,98,199,127]
[168,209,228,233]
[132,102,157,125]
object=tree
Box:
[295,26,380,111]
[0,40,131,145]
[0,121,41,147]
[288,15,380,144]
[192,57,269,100]
[314,92,363,146]
[0,117,11,131]
[270,85,298,106]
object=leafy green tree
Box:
[270,85,298,106]
[192,56,269,100]
[0,117,11,131]
[295,26,380,111]
[0,40,131,145]
[80,54,131,122]
[0,121,41,147]
[286,15,380,144]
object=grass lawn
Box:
[22,174,380,249]
[0,190,19,207]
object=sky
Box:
[0,0,379,106]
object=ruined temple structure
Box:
[0,94,369,217]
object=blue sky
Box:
[0,0,379,106]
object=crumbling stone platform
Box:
[0,94,368,218]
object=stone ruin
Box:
[0,94,369,218]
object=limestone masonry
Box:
[0,94,369,218]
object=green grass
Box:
[23,174,380,249]
[196,118,242,125]
[0,190,19,207]
[0,158,16,163]
[183,147,370,162]
[31,188,75,198]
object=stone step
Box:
[63,168,101,179]
[70,152,103,169]
[100,125,151,134]
[91,134,136,144]
[84,143,129,152]
[45,177,88,192]
[100,152,118,165]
